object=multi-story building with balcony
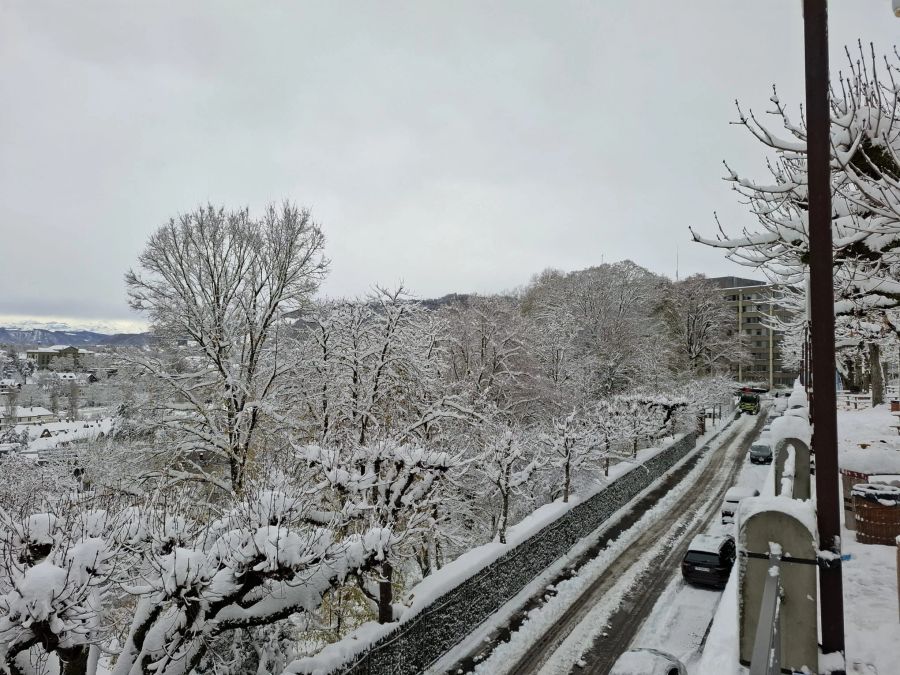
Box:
[25,345,93,370]
[709,276,797,389]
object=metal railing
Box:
[749,554,783,675]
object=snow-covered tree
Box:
[661,275,740,375]
[522,261,667,398]
[123,202,328,493]
[691,45,900,321]
[301,441,460,624]
[541,409,597,502]
[0,478,387,675]
[478,426,544,544]
[290,287,470,450]
[441,295,533,415]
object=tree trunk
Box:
[60,647,89,675]
[377,561,393,624]
[563,460,571,503]
[498,492,509,544]
[604,456,609,477]
[870,342,884,406]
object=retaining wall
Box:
[328,431,700,675]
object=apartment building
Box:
[709,276,796,389]
[25,345,93,369]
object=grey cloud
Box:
[1,1,896,319]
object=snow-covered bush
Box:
[0,476,389,675]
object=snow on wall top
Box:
[770,414,811,452]
[737,495,817,545]
[787,380,808,409]
[841,446,900,474]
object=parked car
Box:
[609,648,687,675]
[721,486,760,524]
[681,534,736,589]
[749,441,773,464]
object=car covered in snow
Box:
[681,534,735,589]
[721,486,760,524]
[609,648,687,675]
[749,440,773,464]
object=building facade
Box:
[25,345,92,369]
[709,276,796,389]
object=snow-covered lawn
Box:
[842,529,899,675]
[838,404,900,675]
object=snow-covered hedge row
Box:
[302,431,699,675]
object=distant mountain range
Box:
[0,295,478,348]
[0,327,150,347]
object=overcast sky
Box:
[1,1,897,330]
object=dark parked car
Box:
[749,441,773,464]
[681,534,735,589]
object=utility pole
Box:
[803,0,845,663]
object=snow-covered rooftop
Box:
[9,406,54,419]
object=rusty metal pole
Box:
[803,0,845,662]
[802,324,808,388]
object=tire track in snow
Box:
[490,412,764,675]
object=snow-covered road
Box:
[440,411,766,675]
[628,455,770,671]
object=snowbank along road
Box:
[445,411,764,675]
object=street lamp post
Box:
[802,0,845,664]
